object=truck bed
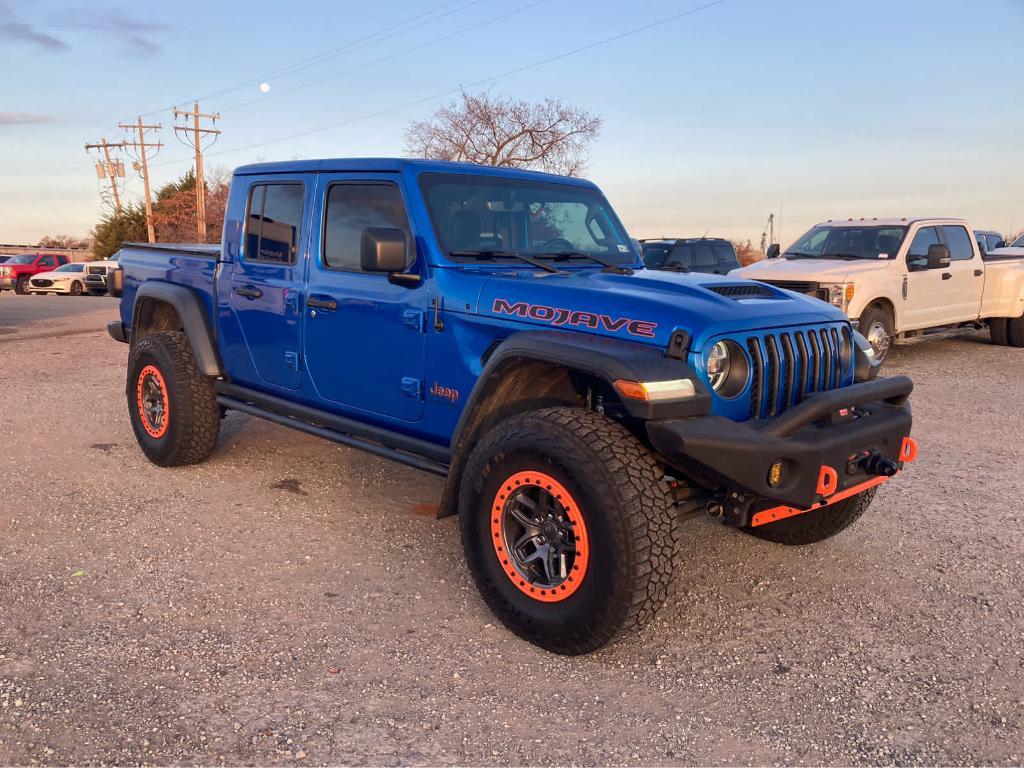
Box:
[116,242,221,336]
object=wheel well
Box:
[132,297,183,344]
[863,298,896,328]
[437,359,630,518]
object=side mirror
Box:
[927,244,951,270]
[360,228,408,273]
[108,267,124,298]
[766,243,781,259]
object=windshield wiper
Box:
[537,250,634,275]
[784,251,820,258]
[448,249,559,273]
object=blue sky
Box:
[2,0,1022,246]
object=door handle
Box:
[974,269,983,277]
[234,286,262,299]
[306,295,338,311]
[941,272,952,280]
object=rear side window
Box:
[941,226,974,261]
[38,255,56,267]
[322,183,411,271]
[245,183,305,264]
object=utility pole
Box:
[84,139,127,213]
[121,118,163,243]
[173,101,221,241]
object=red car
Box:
[0,253,70,294]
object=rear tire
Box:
[745,488,876,545]
[459,407,681,655]
[990,318,1009,346]
[127,331,220,467]
[70,281,83,296]
[1007,316,1024,348]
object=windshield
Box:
[786,225,908,260]
[6,254,36,265]
[55,263,83,272]
[420,173,636,265]
[1013,234,1024,248]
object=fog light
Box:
[767,460,784,487]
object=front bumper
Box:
[647,376,914,517]
[0,278,16,289]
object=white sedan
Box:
[29,262,88,295]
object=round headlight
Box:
[707,341,731,390]
[706,340,750,398]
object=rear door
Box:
[937,224,984,322]
[223,178,310,391]
[302,174,428,422]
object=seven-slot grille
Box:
[745,325,852,419]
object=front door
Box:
[303,174,428,423]
[225,179,309,390]
[902,225,946,330]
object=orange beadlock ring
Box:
[136,365,170,439]
[490,471,590,603]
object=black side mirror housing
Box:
[926,243,951,270]
[360,228,408,273]
[766,243,781,259]
[108,267,124,298]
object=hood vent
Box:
[705,283,775,299]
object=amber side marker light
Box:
[613,379,697,402]
[767,460,784,487]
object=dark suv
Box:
[640,238,740,275]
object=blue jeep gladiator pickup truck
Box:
[108,158,917,654]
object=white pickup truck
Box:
[732,218,1024,359]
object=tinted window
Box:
[941,226,974,261]
[323,183,411,271]
[6,254,35,264]
[987,234,1003,252]
[38,255,56,267]
[55,263,84,272]
[641,243,672,269]
[245,183,305,264]
[691,244,718,268]
[58,255,69,265]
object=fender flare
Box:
[437,329,711,518]
[132,282,223,376]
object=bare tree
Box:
[406,90,602,176]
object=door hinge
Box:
[401,377,423,400]
[432,297,444,332]
[284,351,300,371]
[403,309,426,333]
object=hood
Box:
[32,270,72,281]
[445,266,847,353]
[731,257,893,283]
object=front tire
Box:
[127,331,220,467]
[70,281,83,296]
[14,276,29,295]
[459,407,681,655]
[745,488,877,545]
[858,306,893,362]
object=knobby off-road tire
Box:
[989,318,1009,346]
[127,331,220,467]
[459,407,682,655]
[745,488,877,546]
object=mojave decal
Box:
[492,298,657,338]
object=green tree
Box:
[90,204,147,261]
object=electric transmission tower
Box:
[173,101,221,242]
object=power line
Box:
[218,0,547,114]
[154,0,727,164]
[84,139,128,213]
[131,0,484,122]
[120,118,164,243]
[173,102,221,241]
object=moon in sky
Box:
[259,82,271,93]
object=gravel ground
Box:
[0,295,1021,766]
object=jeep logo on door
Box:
[492,298,658,338]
